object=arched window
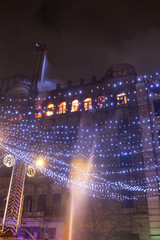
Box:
[45,103,54,117]
[71,100,79,112]
[47,103,54,109]
[117,93,127,105]
[59,102,66,114]
[97,96,105,108]
[84,98,92,111]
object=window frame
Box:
[71,99,79,112]
[117,93,127,105]
[97,95,105,108]
[59,102,67,114]
[84,98,92,111]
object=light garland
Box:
[0,141,159,200]
[0,76,160,200]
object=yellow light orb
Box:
[36,158,44,168]
[3,154,15,167]
[26,165,36,177]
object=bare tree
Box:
[84,199,142,240]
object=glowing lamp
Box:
[36,158,44,167]
[26,165,36,177]
[3,154,15,167]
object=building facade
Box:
[0,45,160,240]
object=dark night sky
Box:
[1,0,160,84]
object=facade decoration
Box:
[0,44,159,239]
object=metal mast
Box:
[2,161,26,236]
[1,42,46,238]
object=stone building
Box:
[0,44,160,240]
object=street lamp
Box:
[35,158,44,168]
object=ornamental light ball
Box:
[26,165,36,177]
[3,154,15,167]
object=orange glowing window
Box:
[117,93,127,105]
[35,105,42,118]
[84,98,92,111]
[45,111,54,116]
[59,102,66,114]
[45,103,54,116]
[35,112,42,118]
[97,96,105,108]
[71,100,79,112]
[47,103,54,109]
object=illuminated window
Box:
[45,103,54,116]
[35,112,42,118]
[84,98,92,111]
[71,100,79,112]
[47,103,54,109]
[59,102,66,114]
[97,96,105,108]
[117,93,127,105]
[45,111,54,116]
[35,105,42,118]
